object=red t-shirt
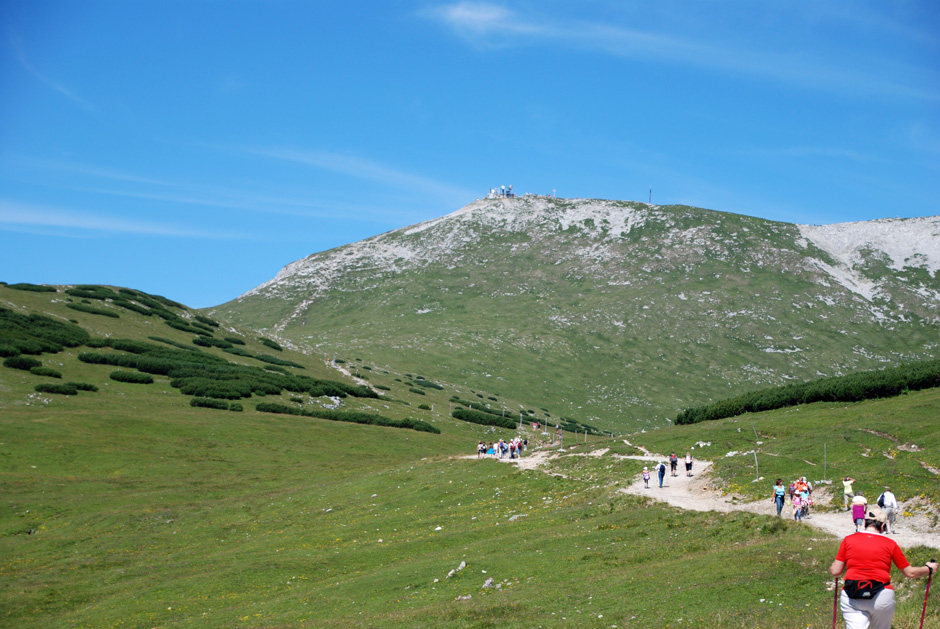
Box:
[836,532,910,588]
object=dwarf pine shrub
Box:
[66,302,120,318]
[4,355,42,371]
[67,382,99,392]
[35,383,78,395]
[110,370,154,384]
[259,338,283,351]
[194,315,219,328]
[7,283,57,292]
[190,397,229,410]
[452,408,517,430]
[30,366,62,378]
[223,337,246,345]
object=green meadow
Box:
[1,284,938,627]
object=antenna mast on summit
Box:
[649,187,652,204]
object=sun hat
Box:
[866,508,887,523]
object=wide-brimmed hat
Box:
[866,508,887,524]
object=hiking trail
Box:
[485,442,940,551]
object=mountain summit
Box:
[211,197,940,428]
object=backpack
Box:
[877,493,885,508]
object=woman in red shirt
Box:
[829,509,937,629]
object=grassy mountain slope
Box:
[2,283,938,627]
[211,197,940,430]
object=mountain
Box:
[209,197,940,429]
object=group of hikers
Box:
[771,476,816,520]
[476,437,527,459]
[641,452,694,488]
[842,476,901,534]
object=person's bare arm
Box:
[901,561,938,579]
[829,560,845,577]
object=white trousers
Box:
[840,589,895,629]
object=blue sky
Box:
[2,1,938,308]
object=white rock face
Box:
[798,216,940,300]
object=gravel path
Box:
[491,444,940,551]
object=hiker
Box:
[829,509,937,629]
[669,452,678,477]
[477,441,486,459]
[509,440,516,459]
[793,493,803,521]
[685,452,693,477]
[843,476,856,511]
[772,479,786,516]
[656,461,667,487]
[642,467,650,489]
[851,495,867,532]
[878,488,899,534]
[799,483,812,519]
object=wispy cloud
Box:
[6,34,94,110]
[424,2,940,101]
[247,147,476,201]
[0,200,241,239]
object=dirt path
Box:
[490,444,940,551]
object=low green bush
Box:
[66,302,120,318]
[193,337,233,349]
[110,370,155,384]
[409,387,426,395]
[0,344,18,358]
[4,355,42,371]
[194,315,220,328]
[676,358,940,424]
[65,286,119,300]
[35,383,78,395]
[190,397,229,410]
[223,337,246,345]
[255,402,439,433]
[259,338,283,351]
[7,283,57,292]
[29,366,62,378]
[253,354,304,369]
[67,382,99,392]
[229,403,243,412]
[148,336,201,352]
[452,408,517,429]
[1,307,90,353]
[413,379,444,390]
[418,403,431,410]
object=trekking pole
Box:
[921,559,936,629]
[833,577,839,629]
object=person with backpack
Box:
[642,467,651,489]
[878,488,899,534]
[656,461,667,488]
[669,452,678,477]
[829,509,937,629]
[684,452,693,477]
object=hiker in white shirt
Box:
[880,489,899,534]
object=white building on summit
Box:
[487,185,515,199]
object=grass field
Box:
[2,284,938,627]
